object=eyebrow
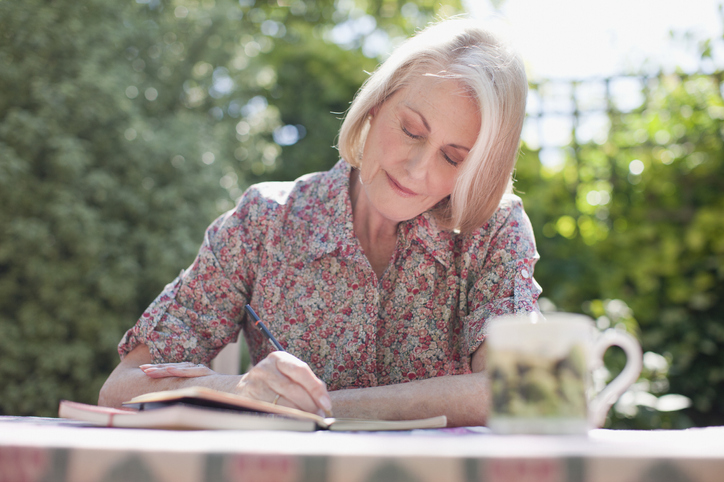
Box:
[402,102,472,152]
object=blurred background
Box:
[1,0,722,429]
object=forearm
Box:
[329,372,490,427]
[98,345,242,408]
[99,343,332,416]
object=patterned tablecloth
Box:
[0,416,722,482]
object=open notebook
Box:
[59,386,447,432]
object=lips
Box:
[386,172,417,197]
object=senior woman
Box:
[99,19,541,427]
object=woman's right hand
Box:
[103,344,332,417]
[238,351,333,417]
[139,351,334,417]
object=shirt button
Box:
[521,268,530,279]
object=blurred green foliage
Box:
[0,0,462,416]
[0,0,228,414]
[516,72,724,427]
[1,0,721,430]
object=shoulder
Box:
[456,193,537,263]
[240,172,324,214]
[464,193,532,241]
[485,193,529,231]
[208,161,349,240]
[231,164,340,219]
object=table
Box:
[1,416,722,482]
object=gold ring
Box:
[272,394,281,405]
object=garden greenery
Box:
[1,0,721,428]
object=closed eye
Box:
[403,122,460,167]
[402,126,423,140]
[443,152,459,167]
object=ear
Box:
[368,105,379,118]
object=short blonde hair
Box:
[338,19,527,233]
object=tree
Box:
[0,0,231,415]
[516,72,724,427]
[0,0,462,416]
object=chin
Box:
[379,204,427,223]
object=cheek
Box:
[369,120,404,159]
[431,170,457,197]
[361,125,395,176]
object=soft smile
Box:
[385,172,417,197]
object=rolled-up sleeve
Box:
[462,196,542,355]
[118,190,265,364]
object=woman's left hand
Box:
[139,362,215,378]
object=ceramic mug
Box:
[486,312,642,434]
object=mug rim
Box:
[487,312,595,335]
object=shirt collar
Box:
[307,160,358,260]
[401,210,455,269]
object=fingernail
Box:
[139,364,152,368]
[319,395,332,412]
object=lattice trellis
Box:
[524,72,724,168]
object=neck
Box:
[349,169,399,279]
[349,169,398,241]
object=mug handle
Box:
[588,329,643,428]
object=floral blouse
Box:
[119,160,541,390]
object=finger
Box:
[245,359,322,415]
[271,353,332,415]
[165,365,214,378]
[265,374,326,416]
[143,370,174,379]
[274,395,327,419]
[139,362,196,370]
[140,364,213,379]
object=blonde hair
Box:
[338,19,527,233]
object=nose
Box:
[404,145,435,181]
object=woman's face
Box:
[359,75,481,224]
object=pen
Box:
[244,304,333,417]
[244,304,285,352]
